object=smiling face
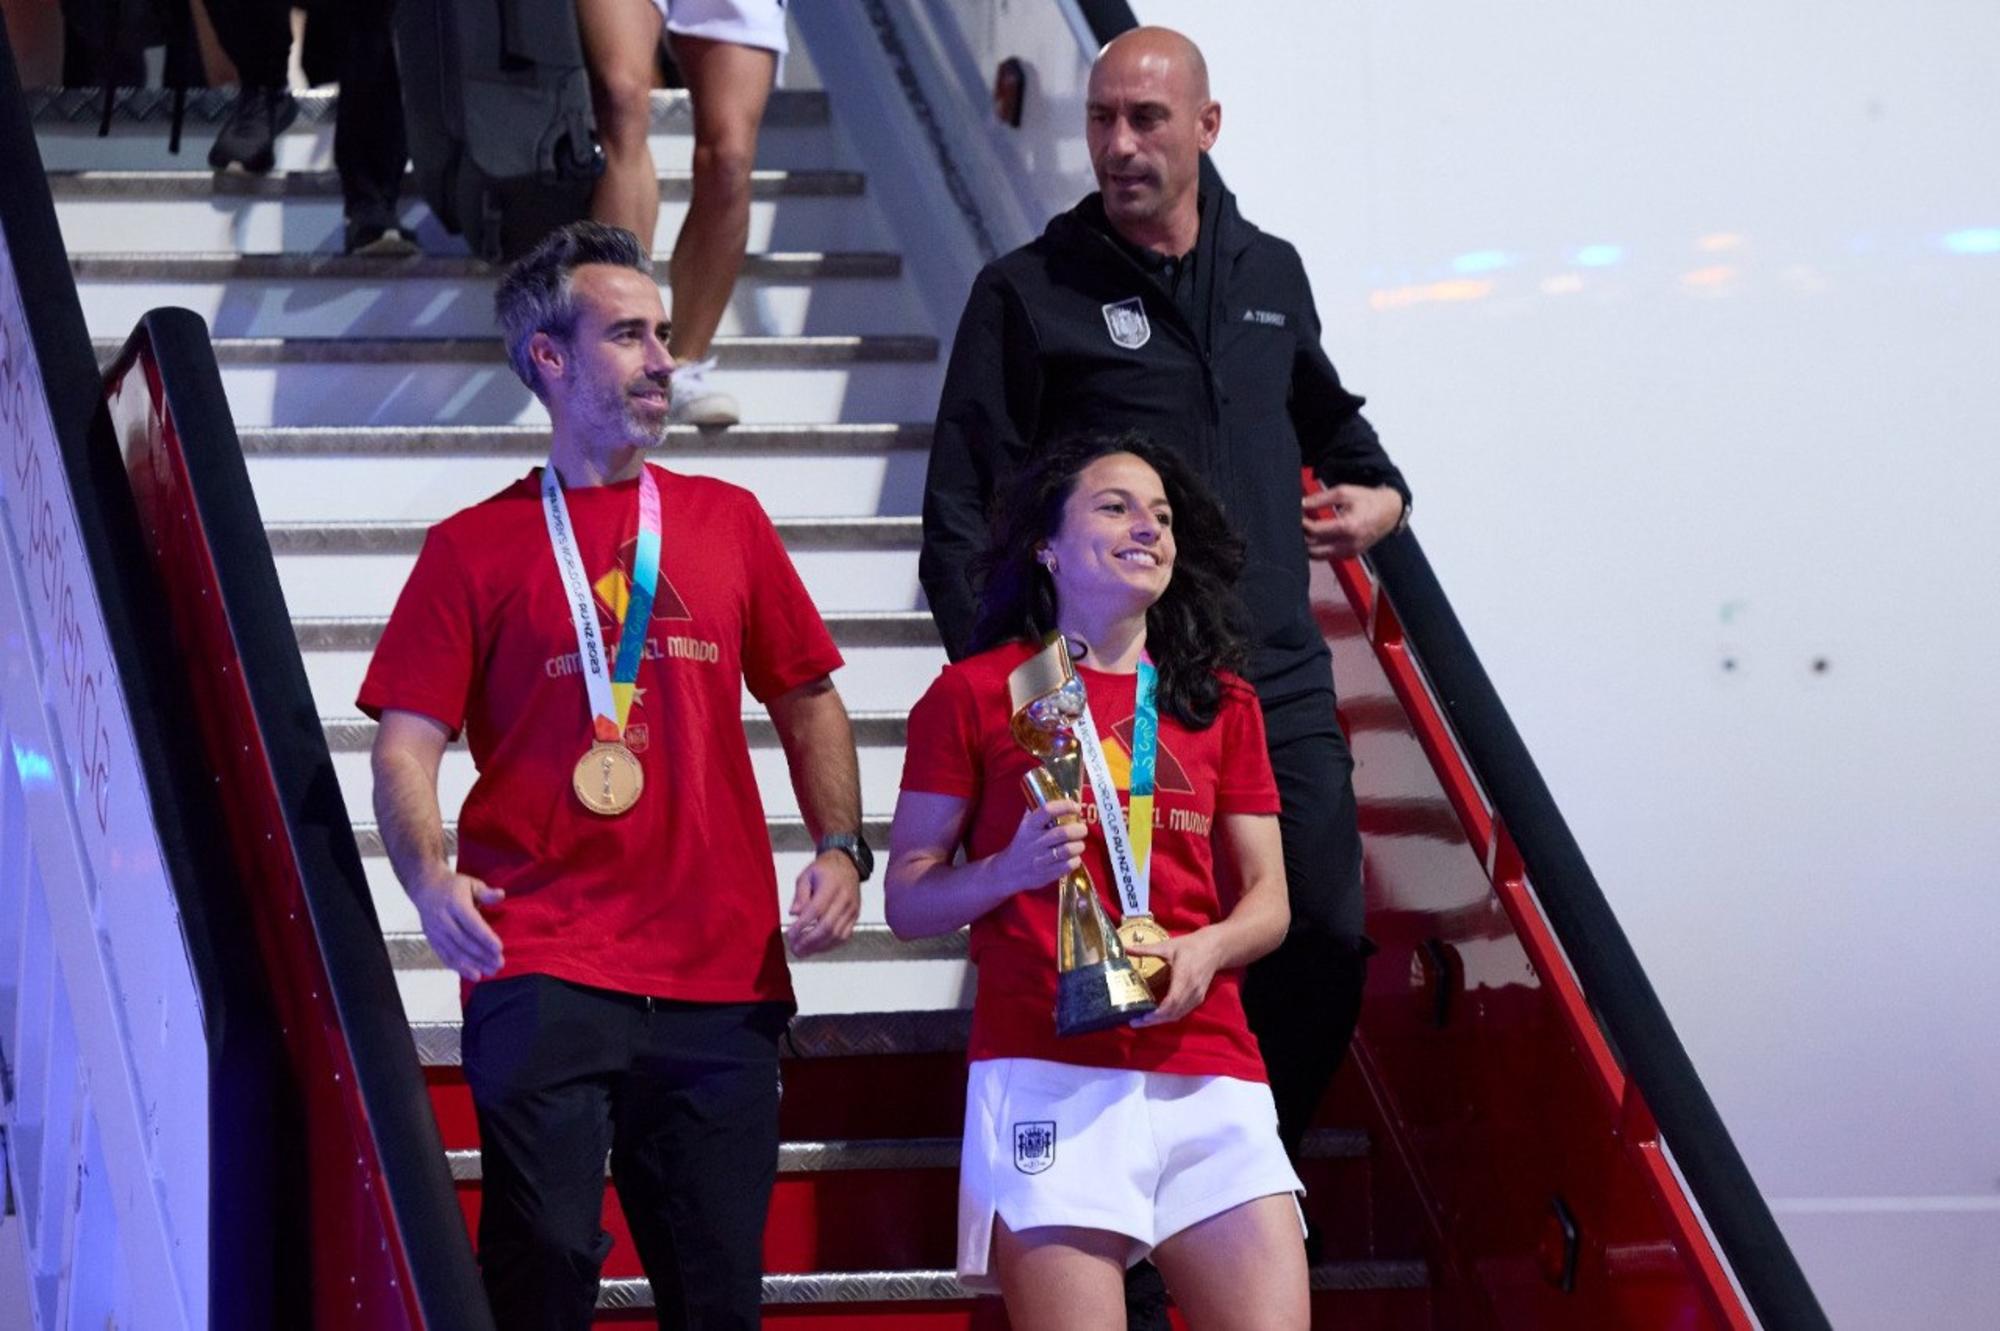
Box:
[1085,29,1219,246]
[537,263,675,453]
[1041,452,1176,619]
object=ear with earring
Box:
[1036,549,1059,575]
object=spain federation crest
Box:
[1101,296,1151,350]
[1013,1120,1056,1174]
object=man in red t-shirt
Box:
[361,221,871,1331]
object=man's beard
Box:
[586,376,670,449]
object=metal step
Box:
[269,515,919,554]
[238,424,936,522]
[352,815,893,861]
[238,423,930,456]
[443,1128,1372,1181]
[328,705,913,870]
[297,610,937,653]
[321,711,909,751]
[49,167,864,201]
[32,90,844,174]
[600,1262,1431,1309]
[70,250,898,281]
[307,642,943,721]
[270,516,924,616]
[415,1008,970,1067]
[105,337,945,427]
[391,924,963,973]
[239,425,936,521]
[94,334,937,368]
[25,87,832,130]
[57,195,890,258]
[68,251,913,339]
[51,167,883,261]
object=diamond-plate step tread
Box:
[238,423,931,455]
[27,86,829,129]
[271,516,918,554]
[299,610,937,652]
[321,711,909,751]
[591,1261,1430,1309]
[94,334,937,367]
[71,251,898,281]
[353,815,893,862]
[415,1009,968,1066]
[443,1128,1371,1180]
[389,924,963,971]
[50,168,862,200]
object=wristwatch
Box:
[816,831,874,882]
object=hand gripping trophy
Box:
[1008,635,1157,1036]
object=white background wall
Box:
[1125,2,2000,1325]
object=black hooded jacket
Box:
[920,180,1410,704]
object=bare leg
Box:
[577,0,663,246]
[1151,1195,1309,1331]
[991,1218,1131,1331]
[663,33,775,362]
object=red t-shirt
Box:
[900,640,1281,1079]
[358,464,842,1005]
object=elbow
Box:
[882,862,945,941]
[883,885,920,941]
[1249,889,1290,963]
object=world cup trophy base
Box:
[1056,957,1157,1037]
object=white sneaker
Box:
[668,355,740,426]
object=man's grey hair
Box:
[494,221,654,398]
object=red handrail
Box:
[1312,473,1750,1328]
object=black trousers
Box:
[200,0,406,223]
[1126,689,1371,1330]
[1245,686,1371,1157]
[463,975,789,1331]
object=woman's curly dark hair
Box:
[968,431,1249,729]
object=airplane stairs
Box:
[3,9,1827,1327]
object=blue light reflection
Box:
[1943,229,2000,255]
[12,741,55,788]
[1451,250,1515,275]
[1573,244,1624,268]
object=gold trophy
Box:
[1009,635,1157,1036]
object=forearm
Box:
[371,747,451,895]
[884,849,1021,939]
[771,679,861,841]
[1201,873,1290,970]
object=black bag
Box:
[393,0,605,263]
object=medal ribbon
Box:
[540,463,663,744]
[1072,657,1158,920]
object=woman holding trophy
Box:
[887,433,1309,1329]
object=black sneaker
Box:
[207,87,299,175]
[344,218,420,256]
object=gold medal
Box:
[1117,914,1171,994]
[573,741,643,816]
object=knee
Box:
[482,1214,613,1285]
[690,135,755,203]
[592,73,654,154]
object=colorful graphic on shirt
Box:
[1103,716,1196,796]
[595,533,692,628]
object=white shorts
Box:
[956,1058,1306,1292]
[649,0,789,57]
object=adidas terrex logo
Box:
[1241,308,1288,326]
